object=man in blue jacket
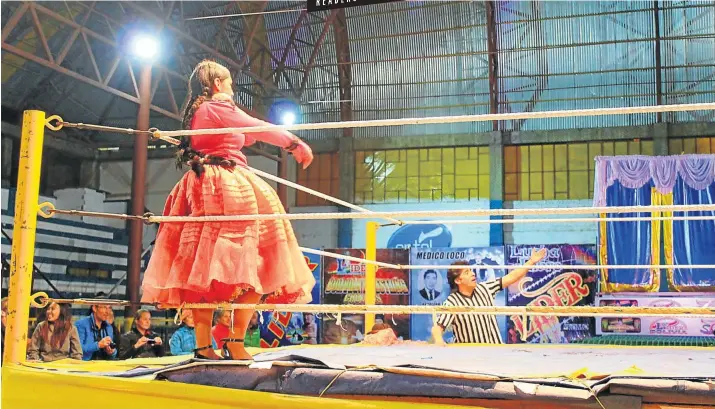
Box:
[75,304,117,360]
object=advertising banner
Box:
[409,247,506,342]
[596,294,715,337]
[321,248,410,344]
[506,245,598,344]
[259,252,322,348]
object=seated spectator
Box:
[244,312,261,348]
[211,309,231,349]
[361,323,425,346]
[75,304,117,360]
[118,309,165,359]
[106,308,121,347]
[303,313,318,345]
[27,302,82,362]
[170,309,217,356]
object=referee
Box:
[431,248,547,345]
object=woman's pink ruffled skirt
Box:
[141,165,315,305]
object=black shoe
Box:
[221,338,246,360]
[193,345,217,360]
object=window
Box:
[66,266,111,280]
[668,137,714,155]
[504,140,654,201]
[295,152,339,206]
[354,147,490,204]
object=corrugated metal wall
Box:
[266,1,713,141]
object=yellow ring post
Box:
[364,221,379,332]
[4,110,46,364]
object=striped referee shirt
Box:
[435,278,503,344]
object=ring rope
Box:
[150,102,715,138]
[35,203,714,226]
[399,216,715,225]
[29,294,715,318]
[43,117,402,225]
[247,167,403,225]
[146,204,715,223]
[296,247,715,271]
[28,206,715,271]
[35,204,715,225]
[305,247,715,270]
[37,202,152,223]
[44,117,155,136]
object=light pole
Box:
[125,33,158,329]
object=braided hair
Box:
[177,60,233,176]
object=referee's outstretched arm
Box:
[502,248,547,288]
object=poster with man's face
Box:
[409,247,506,342]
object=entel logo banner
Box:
[308,0,402,12]
[387,224,452,249]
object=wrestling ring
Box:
[3,103,715,409]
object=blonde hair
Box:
[181,60,231,130]
[177,60,232,174]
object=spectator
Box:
[244,312,261,348]
[27,302,82,362]
[170,309,217,356]
[303,313,317,345]
[118,309,165,359]
[75,304,117,360]
[106,309,122,348]
[211,309,231,349]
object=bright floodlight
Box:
[281,112,297,125]
[131,34,158,60]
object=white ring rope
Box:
[248,166,402,225]
[147,204,715,223]
[177,304,715,319]
[153,102,715,137]
[300,247,714,271]
[400,216,715,225]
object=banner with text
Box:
[321,248,410,344]
[506,245,598,344]
[308,0,401,12]
[409,247,506,342]
[259,252,322,347]
[596,294,715,337]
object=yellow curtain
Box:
[599,190,663,293]
[647,188,671,292]
[598,213,609,293]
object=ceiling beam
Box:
[1,42,181,121]
[124,1,300,104]
[333,9,353,137]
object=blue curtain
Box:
[603,180,654,289]
[671,179,715,289]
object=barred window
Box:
[668,137,714,154]
[504,140,654,200]
[355,147,490,204]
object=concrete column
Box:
[337,136,355,248]
[489,131,504,246]
[79,159,100,190]
[652,123,669,156]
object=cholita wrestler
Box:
[141,60,316,360]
